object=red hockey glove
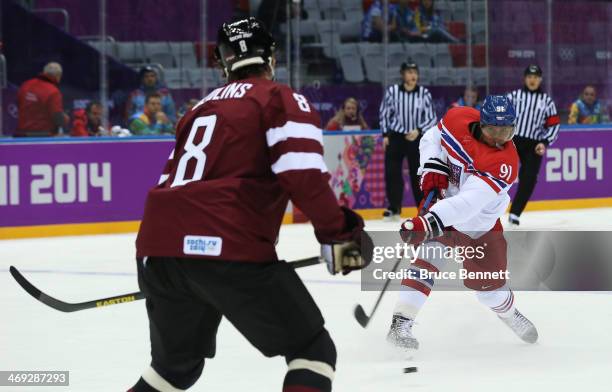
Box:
[399,212,444,245]
[420,157,450,195]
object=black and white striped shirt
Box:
[379,84,437,136]
[507,88,560,144]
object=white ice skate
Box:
[499,309,538,344]
[387,314,419,350]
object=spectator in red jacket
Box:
[71,101,106,137]
[325,97,369,131]
[16,62,68,137]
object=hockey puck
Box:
[403,367,418,373]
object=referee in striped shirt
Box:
[507,64,560,226]
[379,61,437,221]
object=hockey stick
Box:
[354,190,436,328]
[9,256,322,313]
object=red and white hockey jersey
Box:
[136,77,356,262]
[420,107,519,233]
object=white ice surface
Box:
[2,208,612,391]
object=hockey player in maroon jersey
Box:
[387,96,538,351]
[128,18,370,392]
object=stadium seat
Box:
[298,20,318,37]
[178,50,198,68]
[472,45,486,67]
[449,44,467,66]
[454,67,468,86]
[149,53,175,68]
[385,68,402,85]
[433,67,455,86]
[164,68,189,89]
[187,68,220,88]
[471,21,486,44]
[473,68,487,86]
[447,21,466,41]
[275,66,290,84]
[188,68,202,87]
[303,0,321,20]
[316,21,342,58]
[432,44,453,67]
[472,1,486,21]
[170,42,198,68]
[144,42,170,58]
[405,43,432,68]
[117,42,145,63]
[338,43,365,83]
[341,0,364,22]
[450,2,467,22]
[436,0,452,21]
[418,67,434,85]
[319,0,345,20]
[86,40,118,58]
[358,43,384,82]
[339,20,362,42]
[387,43,407,68]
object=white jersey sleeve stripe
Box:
[266,121,323,147]
[271,152,328,174]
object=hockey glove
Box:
[420,157,450,195]
[321,208,373,275]
[399,212,444,245]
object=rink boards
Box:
[1,126,611,239]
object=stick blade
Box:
[354,304,371,328]
[10,266,144,313]
[10,265,43,300]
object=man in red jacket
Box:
[16,62,68,137]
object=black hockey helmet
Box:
[400,60,419,73]
[214,17,276,77]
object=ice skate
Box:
[382,209,401,222]
[508,213,520,227]
[499,309,538,344]
[387,314,419,350]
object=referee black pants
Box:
[510,136,544,217]
[384,132,423,213]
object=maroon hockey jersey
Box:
[136,77,356,262]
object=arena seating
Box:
[80,0,488,88]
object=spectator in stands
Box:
[126,66,177,126]
[129,93,174,135]
[396,0,421,42]
[177,98,200,120]
[362,0,398,42]
[71,101,107,137]
[450,86,481,110]
[568,85,608,124]
[409,0,459,43]
[16,62,68,137]
[325,98,369,131]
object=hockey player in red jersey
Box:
[128,18,370,392]
[387,96,538,350]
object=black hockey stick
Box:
[9,256,321,313]
[354,190,436,328]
